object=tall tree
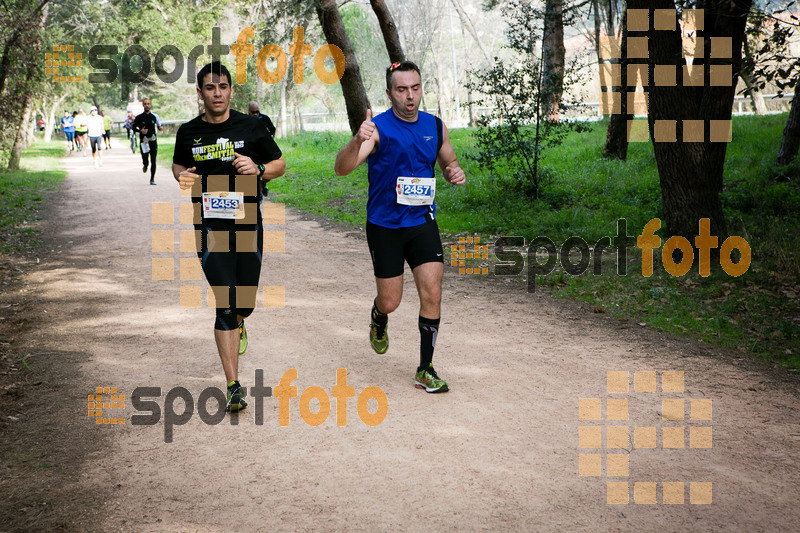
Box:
[316,0,371,134]
[741,37,766,115]
[541,0,565,119]
[450,0,492,64]
[0,0,49,96]
[603,5,630,159]
[7,1,48,170]
[627,0,753,242]
[370,0,404,63]
[776,85,799,166]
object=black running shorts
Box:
[197,224,263,331]
[366,219,444,279]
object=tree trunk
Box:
[369,0,404,63]
[279,78,288,138]
[27,111,36,146]
[43,94,66,143]
[742,37,766,115]
[459,11,476,127]
[627,0,753,242]
[316,0,371,135]
[776,89,799,166]
[450,0,492,64]
[8,96,32,170]
[430,44,445,119]
[542,0,565,120]
[293,89,304,133]
[44,108,54,142]
[603,7,629,159]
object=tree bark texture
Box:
[741,37,766,115]
[627,0,753,242]
[603,6,630,160]
[316,0,371,135]
[776,86,799,166]
[8,96,32,170]
[450,0,492,64]
[542,0,565,119]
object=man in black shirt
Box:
[248,101,277,138]
[172,61,286,411]
[133,98,163,185]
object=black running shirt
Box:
[173,109,283,228]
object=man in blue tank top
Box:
[334,61,466,393]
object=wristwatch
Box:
[257,163,265,178]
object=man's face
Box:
[248,104,259,116]
[387,69,422,120]
[197,73,232,116]
[142,100,151,112]
[90,109,97,115]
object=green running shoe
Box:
[238,320,248,355]
[226,382,247,412]
[414,364,449,393]
[369,319,388,354]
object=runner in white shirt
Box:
[86,106,106,168]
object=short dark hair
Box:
[197,61,232,87]
[386,61,421,90]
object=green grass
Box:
[156,136,176,174]
[151,117,799,370]
[0,142,67,253]
[266,132,368,225]
[261,115,799,371]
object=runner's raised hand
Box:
[357,109,375,143]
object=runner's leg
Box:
[141,140,148,171]
[412,262,443,320]
[149,145,158,182]
[199,228,242,383]
[412,261,443,369]
[375,276,403,315]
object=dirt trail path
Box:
[6,145,800,531]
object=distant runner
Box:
[133,98,163,185]
[86,106,105,168]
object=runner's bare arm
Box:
[436,122,466,186]
[261,156,286,181]
[334,110,380,176]
[232,153,286,181]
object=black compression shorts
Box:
[89,136,101,153]
[197,224,263,330]
[366,219,443,279]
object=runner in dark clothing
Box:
[172,61,286,412]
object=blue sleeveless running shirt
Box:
[367,110,439,229]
